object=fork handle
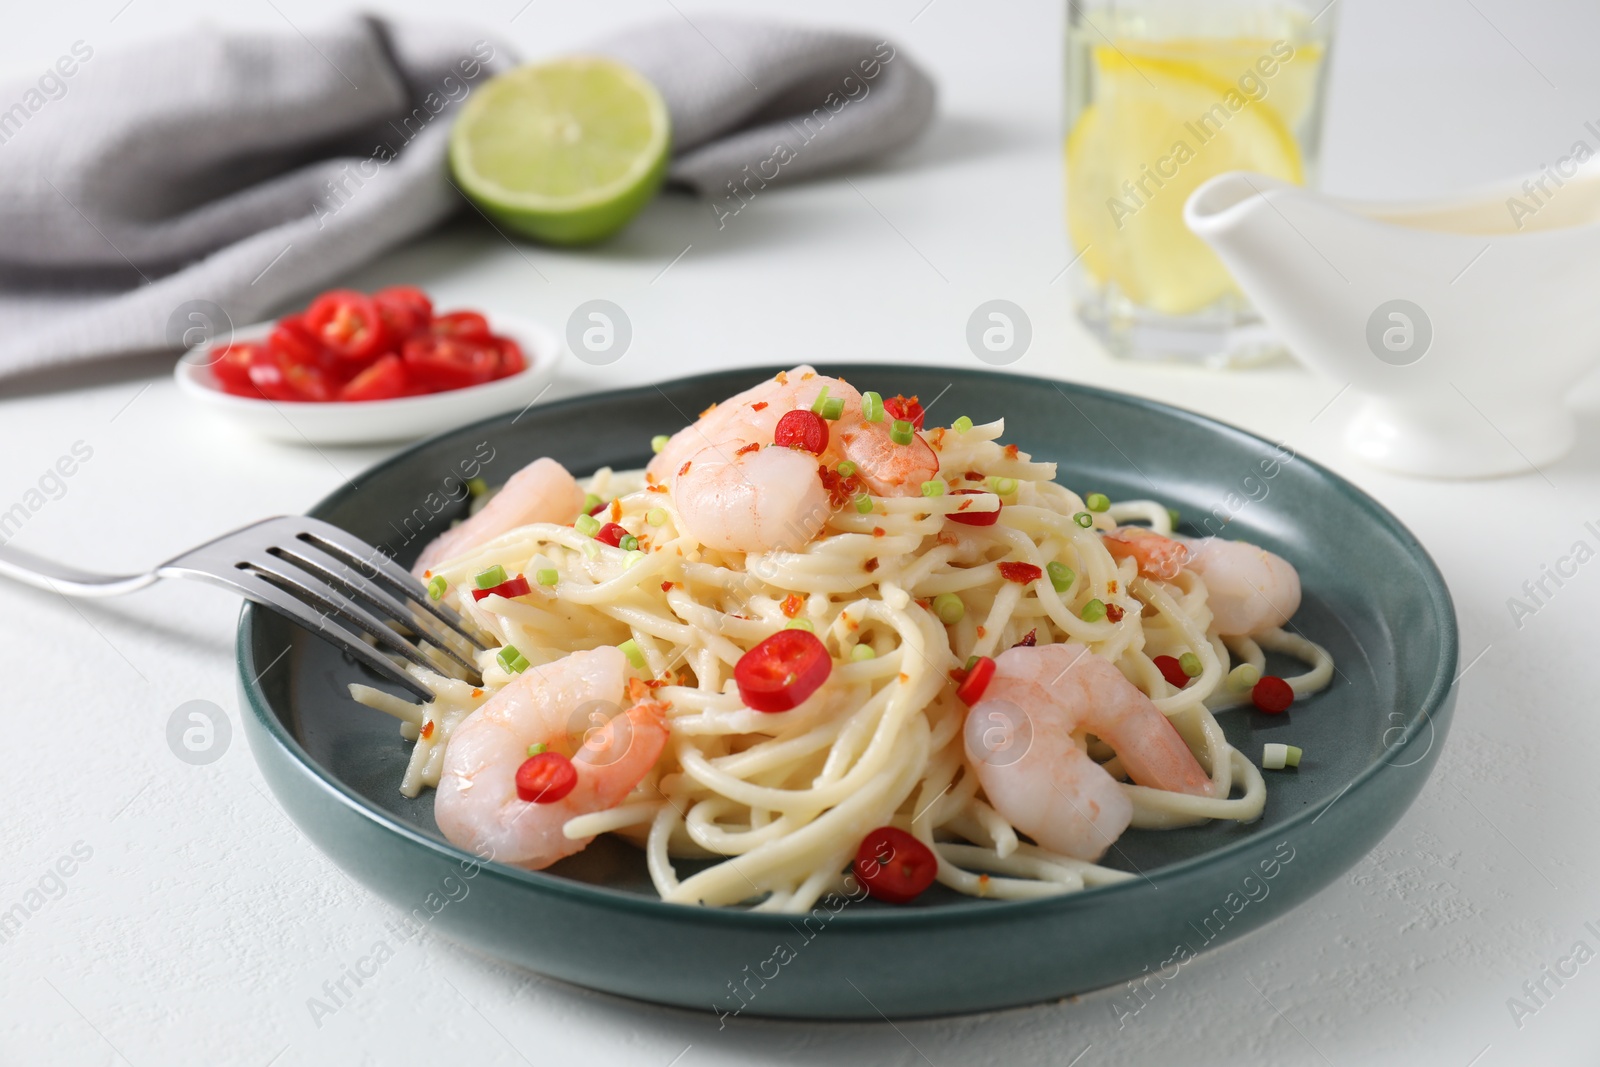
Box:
[0,543,158,598]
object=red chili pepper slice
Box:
[1252,675,1294,714]
[470,575,532,602]
[853,826,938,904]
[401,335,502,392]
[997,561,1043,584]
[338,354,408,402]
[595,522,628,547]
[305,290,389,361]
[373,285,434,339]
[956,655,996,704]
[431,310,493,340]
[773,409,829,454]
[1153,655,1190,689]
[884,395,925,430]
[516,751,577,803]
[211,342,262,395]
[495,337,527,376]
[946,489,1000,527]
[735,630,832,712]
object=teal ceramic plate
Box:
[237,365,1457,1019]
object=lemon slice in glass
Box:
[450,57,672,246]
[1066,45,1304,316]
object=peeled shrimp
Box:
[964,643,1210,861]
[434,646,668,869]
[412,457,584,577]
[646,366,937,554]
[1183,536,1302,636]
[1102,527,1301,636]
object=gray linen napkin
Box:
[0,15,935,381]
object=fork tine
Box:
[286,517,493,651]
[204,568,437,702]
[241,555,482,685]
[263,539,483,680]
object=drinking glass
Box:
[1064,0,1336,366]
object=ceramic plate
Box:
[236,364,1457,1019]
[174,313,565,445]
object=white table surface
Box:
[4,1,1600,1064]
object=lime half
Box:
[450,57,671,246]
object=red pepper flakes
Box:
[936,532,959,547]
[872,527,886,538]
[963,471,986,482]
[1013,629,1037,648]
[976,625,987,638]
[998,561,1043,584]
[898,673,910,684]
[471,688,483,698]
[801,371,815,380]
[1004,444,1019,459]
[700,403,718,418]
[781,593,803,618]
[865,557,880,572]
[929,426,947,450]
[610,499,622,522]
[647,484,667,493]
[628,677,651,703]
[752,401,768,411]
[1108,580,1119,593]
[734,442,760,456]
[776,371,789,385]
[420,721,435,739]
[817,463,864,507]
[1106,603,1126,623]
[661,581,674,593]
[423,569,433,578]
[678,461,692,477]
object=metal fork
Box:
[0,516,490,701]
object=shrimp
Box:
[1183,537,1301,636]
[964,643,1210,861]
[647,367,939,553]
[412,457,584,577]
[434,646,669,869]
[1103,526,1189,581]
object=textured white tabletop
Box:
[4,1,1599,1064]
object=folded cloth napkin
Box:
[0,15,935,381]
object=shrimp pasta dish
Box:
[352,367,1333,912]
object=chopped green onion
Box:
[986,476,1018,496]
[1178,652,1203,678]
[862,391,884,423]
[965,654,980,672]
[474,564,508,589]
[1085,492,1111,513]
[1262,743,1303,771]
[1046,561,1075,593]
[583,493,602,513]
[527,742,547,756]
[427,575,447,600]
[535,568,559,587]
[619,639,647,670]
[466,478,488,498]
[1167,507,1181,530]
[619,534,639,552]
[810,385,831,415]
[785,617,815,632]
[836,461,858,478]
[933,593,965,624]
[952,415,974,434]
[575,514,601,537]
[646,508,667,526]
[921,478,947,497]
[651,434,670,454]
[1081,598,1107,622]
[820,397,845,421]
[624,550,646,568]
[497,645,530,674]
[1227,663,1262,693]
[853,493,874,514]
[1073,511,1094,528]
[851,644,877,662]
[890,419,914,446]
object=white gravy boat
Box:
[1185,166,1600,477]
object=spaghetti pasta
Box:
[353,377,1331,911]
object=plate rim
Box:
[236,362,1459,927]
